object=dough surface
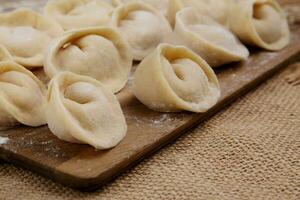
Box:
[120,0,182,27]
[44,0,114,30]
[112,1,172,60]
[179,0,233,27]
[0,8,63,68]
[46,72,127,149]
[133,44,220,113]
[0,61,47,129]
[0,45,12,62]
[103,0,122,7]
[167,7,249,67]
[44,27,133,93]
[228,0,290,50]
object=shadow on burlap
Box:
[1,64,299,200]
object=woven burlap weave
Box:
[1,63,299,199]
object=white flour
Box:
[0,136,9,145]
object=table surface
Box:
[0,0,300,199]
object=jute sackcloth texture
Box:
[0,0,300,199]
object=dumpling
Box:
[165,0,184,27]
[103,0,122,7]
[44,0,114,30]
[167,7,249,67]
[121,0,183,27]
[133,44,220,113]
[0,8,63,68]
[179,0,233,27]
[44,27,133,93]
[228,0,290,50]
[0,61,47,129]
[0,45,12,62]
[46,72,127,149]
[111,1,172,60]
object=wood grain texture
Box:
[0,26,299,190]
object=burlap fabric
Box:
[1,1,300,199]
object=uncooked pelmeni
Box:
[44,0,114,30]
[167,8,249,67]
[112,1,172,60]
[228,0,290,50]
[133,44,220,113]
[44,27,133,93]
[152,0,183,28]
[0,61,47,129]
[103,0,122,7]
[46,72,127,149]
[120,0,183,27]
[0,46,12,62]
[179,0,233,27]
[0,8,63,68]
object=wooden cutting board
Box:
[0,24,300,190]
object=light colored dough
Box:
[167,7,249,67]
[0,8,63,68]
[0,45,12,62]
[228,0,290,50]
[0,61,47,129]
[44,0,114,30]
[44,27,133,94]
[112,1,172,60]
[133,44,220,113]
[179,0,233,27]
[103,0,122,7]
[120,0,182,27]
[165,0,183,27]
[46,72,127,149]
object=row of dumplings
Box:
[0,47,126,149]
[0,0,290,149]
[0,0,290,68]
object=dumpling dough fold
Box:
[0,8,63,68]
[44,0,114,30]
[228,0,290,50]
[120,0,183,27]
[0,61,47,129]
[44,27,133,93]
[102,0,122,7]
[46,72,127,149]
[0,45,12,62]
[167,7,249,67]
[112,1,172,60]
[179,0,233,27]
[133,44,220,113]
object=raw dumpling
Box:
[112,1,172,60]
[44,27,133,93]
[165,0,184,27]
[0,8,63,68]
[121,0,183,27]
[179,0,233,27]
[133,44,220,113]
[0,61,47,129]
[44,0,114,30]
[0,45,12,62]
[167,8,249,67]
[228,0,290,50]
[103,0,122,7]
[46,72,127,149]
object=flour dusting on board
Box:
[0,136,9,145]
[127,113,186,130]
